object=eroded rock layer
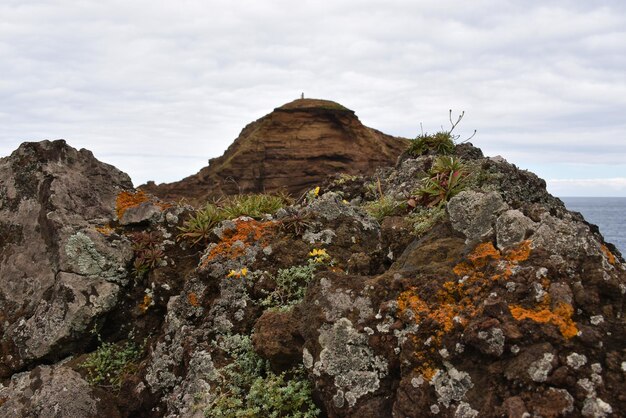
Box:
[142,99,409,204]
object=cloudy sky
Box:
[1,0,625,196]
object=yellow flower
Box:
[226,267,248,278]
[308,248,327,257]
[308,248,330,263]
[314,186,320,197]
[342,199,349,204]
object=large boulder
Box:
[0,140,133,376]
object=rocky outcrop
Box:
[0,140,134,377]
[1,111,625,417]
[142,99,409,204]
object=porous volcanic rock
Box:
[0,140,134,377]
[142,98,409,204]
[2,111,626,417]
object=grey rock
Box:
[448,191,508,243]
[0,364,120,417]
[0,140,132,375]
[496,209,535,249]
[120,201,163,225]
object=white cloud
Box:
[0,0,625,195]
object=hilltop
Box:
[142,98,408,204]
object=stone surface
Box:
[0,140,133,376]
[1,107,626,417]
[447,190,508,243]
[0,364,121,418]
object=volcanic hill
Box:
[142,98,409,203]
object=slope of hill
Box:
[142,98,409,204]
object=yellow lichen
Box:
[601,244,616,265]
[95,225,115,235]
[116,190,149,219]
[188,292,200,307]
[139,294,152,313]
[203,220,275,264]
[509,302,578,339]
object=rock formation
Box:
[1,109,625,417]
[142,98,409,204]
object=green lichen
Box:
[65,232,106,276]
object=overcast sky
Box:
[1,0,625,196]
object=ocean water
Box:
[561,197,626,255]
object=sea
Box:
[561,197,626,255]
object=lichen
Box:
[313,318,387,408]
[527,353,554,382]
[430,363,474,408]
[509,303,578,339]
[115,190,149,219]
[65,232,107,276]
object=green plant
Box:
[220,193,290,220]
[80,331,142,390]
[131,231,165,277]
[407,110,476,157]
[364,195,407,221]
[407,206,446,236]
[178,194,289,246]
[413,156,470,207]
[407,131,455,157]
[261,261,317,310]
[206,334,320,418]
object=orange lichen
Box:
[116,190,149,219]
[188,292,200,307]
[95,225,115,235]
[504,240,532,263]
[509,302,578,339]
[601,244,616,265]
[203,219,275,265]
[139,294,152,313]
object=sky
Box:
[1,0,625,197]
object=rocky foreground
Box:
[0,119,625,417]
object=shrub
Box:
[407,131,455,157]
[220,193,290,220]
[364,195,407,221]
[178,203,224,246]
[206,334,320,418]
[413,156,470,207]
[407,110,476,157]
[80,331,142,390]
[261,262,317,310]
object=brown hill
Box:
[142,98,409,204]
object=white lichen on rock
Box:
[313,317,388,408]
[430,362,474,408]
[528,353,554,382]
[567,352,588,370]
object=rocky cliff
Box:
[1,121,625,417]
[142,99,409,204]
